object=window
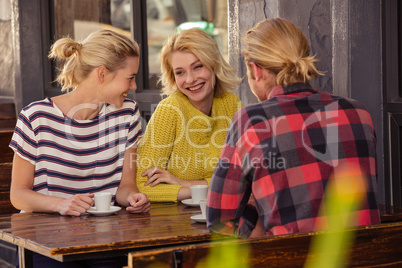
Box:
[43,0,121,97]
[145,0,229,90]
[46,0,228,120]
[383,0,402,206]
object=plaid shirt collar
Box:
[268,82,318,99]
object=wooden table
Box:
[1,203,401,268]
[0,203,225,268]
[128,221,402,268]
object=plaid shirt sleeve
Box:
[207,109,259,238]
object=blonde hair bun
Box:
[243,18,324,86]
[49,30,140,92]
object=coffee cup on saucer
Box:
[199,199,207,219]
[94,192,112,211]
[189,185,208,204]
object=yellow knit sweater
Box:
[136,92,242,202]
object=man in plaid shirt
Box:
[206,18,380,238]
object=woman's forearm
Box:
[10,187,64,213]
[115,183,139,207]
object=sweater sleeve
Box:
[136,97,182,202]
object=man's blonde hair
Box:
[243,18,323,86]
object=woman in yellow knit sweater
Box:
[136,28,242,202]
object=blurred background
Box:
[51,0,228,90]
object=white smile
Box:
[122,93,128,97]
[188,84,203,91]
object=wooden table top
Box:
[1,202,400,264]
[0,203,225,262]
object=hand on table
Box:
[58,193,94,216]
[126,193,151,213]
[143,167,183,187]
[249,217,266,238]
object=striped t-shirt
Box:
[10,98,142,201]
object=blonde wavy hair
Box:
[49,29,140,91]
[159,28,241,97]
[243,18,323,86]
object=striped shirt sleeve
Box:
[10,107,38,165]
[125,101,143,149]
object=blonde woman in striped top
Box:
[10,29,150,218]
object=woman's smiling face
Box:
[171,51,215,113]
[102,56,139,108]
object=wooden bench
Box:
[127,221,402,268]
[0,103,17,131]
[0,130,18,214]
[0,130,18,267]
[0,103,17,214]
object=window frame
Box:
[42,0,160,93]
[40,0,162,121]
[130,0,163,122]
[383,0,402,206]
[131,0,149,92]
[41,0,58,98]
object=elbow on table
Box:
[10,190,26,212]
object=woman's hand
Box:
[249,217,266,238]
[143,167,185,187]
[57,193,94,216]
[126,193,151,213]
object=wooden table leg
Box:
[18,246,33,268]
[172,250,183,268]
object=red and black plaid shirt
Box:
[207,83,380,238]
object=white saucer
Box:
[181,199,200,207]
[87,206,121,216]
[190,214,206,223]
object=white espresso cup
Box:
[94,192,112,211]
[189,185,208,204]
[199,199,207,219]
